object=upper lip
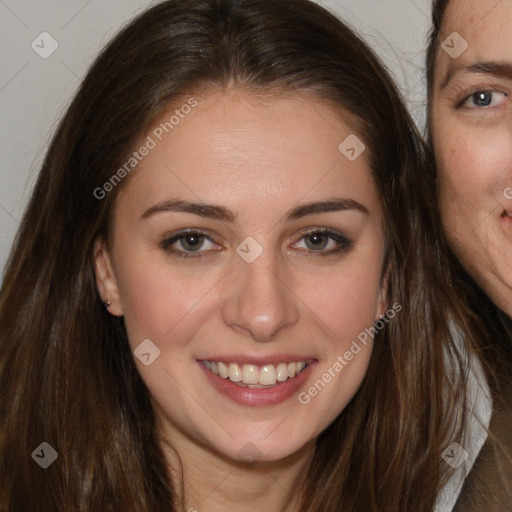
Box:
[198,355,317,366]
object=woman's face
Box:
[431,0,512,315]
[94,90,387,464]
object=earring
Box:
[104,301,111,309]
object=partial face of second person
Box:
[431,0,512,316]
[94,89,387,466]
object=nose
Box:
[221,252,299,342]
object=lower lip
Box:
[199,361,316,407]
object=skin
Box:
[94,89,387,511]
[431,0,512,317]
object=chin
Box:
[212,432,313,465]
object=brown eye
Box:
[293,229,353,256]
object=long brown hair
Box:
[0,0,475,510]
[426,1,512,509]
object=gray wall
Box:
[0,0,431,273]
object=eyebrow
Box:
[441,61,512,89]
[141,198,369,222]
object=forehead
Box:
[441,0,512,50]
[114,90,377,218]
[433,0,512,86]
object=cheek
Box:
[436,135,479,206]
[293,256,384,345]
[300,276,377,418]
[311,274,380,337]
[436,124,512,209]
[114,252,222,348]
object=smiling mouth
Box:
[502,210,512,218]
[201,360,310,388]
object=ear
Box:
[375,264,391,322]
[92,237,124,316]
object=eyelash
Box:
[455,85,509,109]
[159,228,353,260]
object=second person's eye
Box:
[461,90,508,109]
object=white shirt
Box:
[435,338,492,512]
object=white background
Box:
[0,0,431,273]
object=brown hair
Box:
[426,0,450,114]
[426,1,512,509]
[0,0,475,510]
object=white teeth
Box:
[228,363,242,382]
[259,365,276,385]
[218,362,229,379]
[506,210,512,217]
[242,364,259,385]
[203,360,308,386]
[276,362,289,382]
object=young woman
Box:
[0,0,482,510]
[427,0,512,509]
